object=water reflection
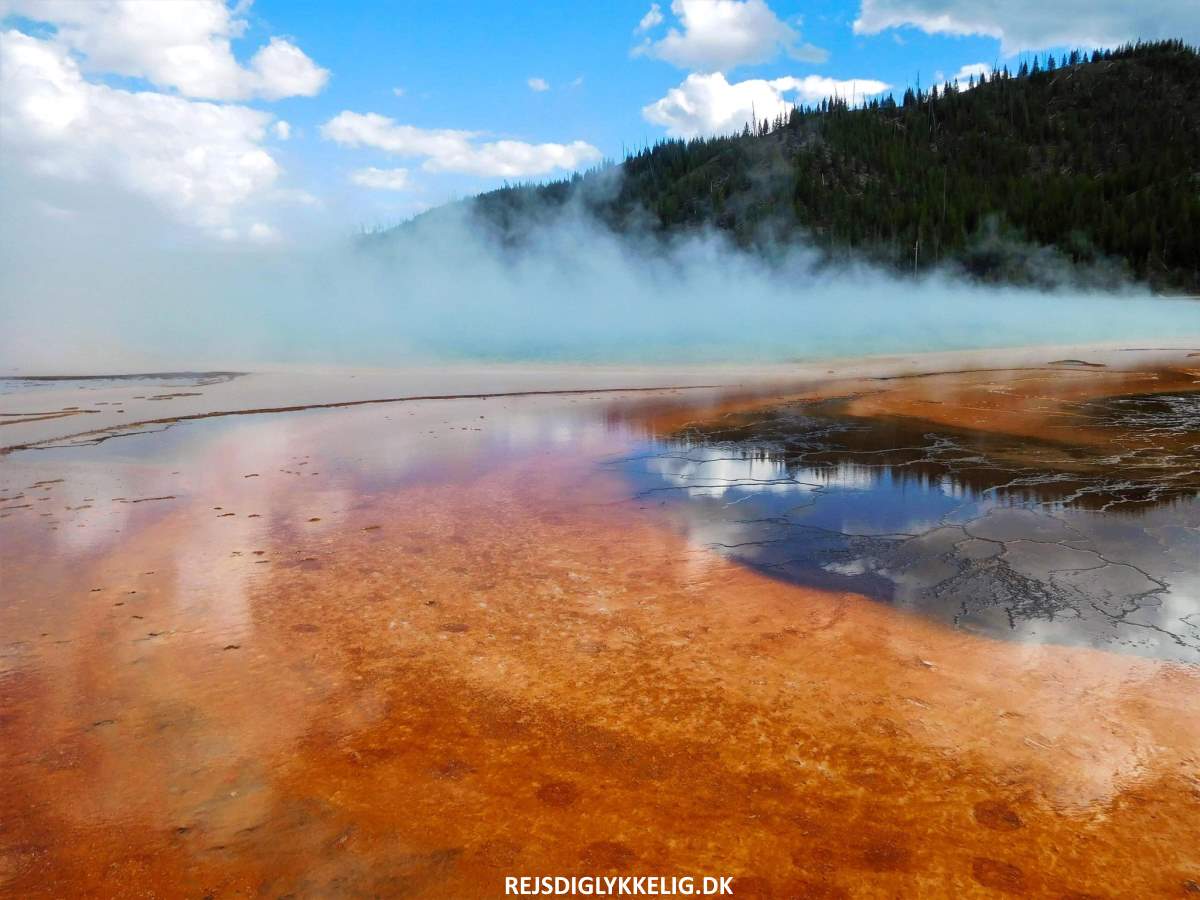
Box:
[624,393,1200,662]
[3,372,1199,897]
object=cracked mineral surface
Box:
[624,370,1200,662]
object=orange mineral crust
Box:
[837,364,1200,444]
[634,364,1200,448]
[1,369,1198,899]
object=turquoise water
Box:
[5,221,1200,369]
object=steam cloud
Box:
[2,182,1199,373]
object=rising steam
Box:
[2,186,1198,373]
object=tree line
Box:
[419,40,1200,292]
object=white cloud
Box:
[247,221,280,243]
[633,0,827,72]
[643,72,890,138]
[321,111,602,178]
[954,62,991,80]
[1,0,328,99]
[273,119,291,139]
[938,61,990,90]
[350,166,411,191]
[425,140,602,177]
[247,35,329,100]
[527,76,550,92]
[392,86,406,97]
[321,113,477,157]
[929,62,991,93]
[636,3,664,32]
[853,0,1200,53]
[0,28,281,236]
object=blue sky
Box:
[251,0,1002,222]
[2,0,1196,242]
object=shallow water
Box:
[0,372,243,396]
[621,389,1200,662]
[1,355,1198,898]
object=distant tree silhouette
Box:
[407,40,1200,292]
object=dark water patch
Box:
[1077,390,1200,436]
[619,394,1200,662]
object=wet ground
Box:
[621,370,1200,662]
[1,350,1198,898]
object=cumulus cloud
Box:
[246,34,329,100]
[321,111,602,178]
[644,72,890,138]
[0,28,282,236]
[937,61,990,90]
[527,76,550,92]
[952,62,991,80]
[427,140,601,177]
[321,113,477,157]
[633,0,827,72]
[350,167,411,191]
[853,0,1200,53]
[1,0,328,100]
[636,3,664,32]
[273,120,291,139]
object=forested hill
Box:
[412,40,1200,292]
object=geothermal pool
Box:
[1,348,1198,897]
[622,370,1200,663]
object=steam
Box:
[2,184,1198,373]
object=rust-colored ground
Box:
[1,369,1198,898]
[641,361,1200,445]
[840,364,1200,444]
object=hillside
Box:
[415,40,1200,292]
